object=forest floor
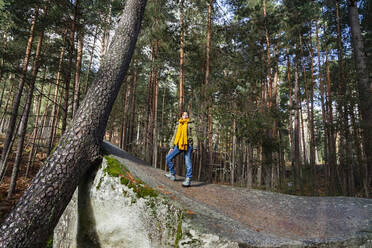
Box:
[0,135,46,223]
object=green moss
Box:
[136,185,158,198]
[120,177,130,185]
[50,141,59,154]
[103,156,128,177]
[174,212,183,248]
[104,155,158,199]
[96,176,104,190]
[45,234,53,248]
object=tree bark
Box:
[100,3,112,60]
[336,0,351,196]
[26,66,47,178]
[84,26,98,95]
[120,76,129,149]
[206,0,214,172]
[0,8,39,175]
[316,21,328,187]
[0,0,147,246]
[128,65,138,152]
[308,28,316,190]
[8,28,45,199]
[48,28,67,154]
[0,33,7,110]
[324,29,337,195]
[152,41,160,168]
[294,55,301,193]
[72,31,84,115]
[348,0,372,197]
[0,78,14,130]
[61,0,79,133]
[179,0,185,114]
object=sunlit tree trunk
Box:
[316,22,328,193]
[72,31,84,115]
[325,32,337,195]
[179,0,185,114]
[128,66,138,152]
[8,26,46,198]
[152,40,160,168]
[48,29,67,154]
[0,7,39,178]
[26,66,48,178]
[84,26,98,95]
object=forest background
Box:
[0,0,371,211]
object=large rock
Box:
[53,156,239,248]
[53,142,372,248]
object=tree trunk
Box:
[152,41,160,168]
[336,0,350,196]
[348,0,372,197]
[84,26,99,95]
[308,27,316,192]
[294,56,301,194]
[48,29,67,154]
[0,108,24,184]
[8,27,45,198]
[119,76,129,149]
[324,30,337,195]
[316,21,328,193]
[145,43,156,163]
[231,92,236,186]
[206,0,214,171]
[0,79,14,129]
[152,40,159,168]
[0,1,147,246]
[263,0,272,190]
[61,0,79,133]
[0,34,7,110]
[72,31,84,115]
[128,66,138,152]
[246,143,253,188]
[0,8,39,176]
[100,4,112,60]
[179,0,185,114]
[286,46,296,191]
[299,34,309,166]
[25,66,47,178]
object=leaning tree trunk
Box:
[348,0,372,197]
[0,0,147,247]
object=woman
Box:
[165,111,198,187]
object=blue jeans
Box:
[166,145,193,179]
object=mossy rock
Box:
[103,156,128,177]
[104,156,158,199]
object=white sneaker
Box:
[165,173,176,181]
[182,178,191,187]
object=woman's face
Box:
[182,112,189,119]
